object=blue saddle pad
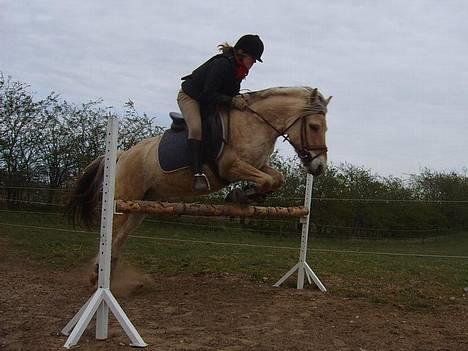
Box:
[158,113,225,172]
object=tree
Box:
[0,73,165,204]
[0,73,55,201]
[119,100,164,150]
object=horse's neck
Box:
[250,98,298,132]
[237,107,281,136]
[226,103,294,165]
[224,109,278,158]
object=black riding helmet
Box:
[234,34,264,62]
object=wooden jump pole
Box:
[116,200,309,218]
[62,116,147,349]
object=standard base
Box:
[274,262,327,291]
[62,288,147,349]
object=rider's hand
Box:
[231,95,249,111]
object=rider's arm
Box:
[198,58,235,108]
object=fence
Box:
[1,185,467,241]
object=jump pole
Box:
[274,173,327,291]
[61,116,147,348]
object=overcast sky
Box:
[1,0,467,177]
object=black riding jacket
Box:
[181,52,241,117]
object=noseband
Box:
[246,107,328,163]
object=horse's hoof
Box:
[89,264,98,286]
[245,191,267,203]
[225,188,250,205]
[242,185,269,203]
[89,274,97,286]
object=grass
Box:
[1,209,467,309]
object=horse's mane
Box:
[244,86,328,116]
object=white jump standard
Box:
[61,116,326,349]
[274,173,327,291]
[61,116,147,349]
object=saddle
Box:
[159,112,269,204]
[158,112,226,173]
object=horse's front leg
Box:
[236,164,284,203]
[260,164,285,192]
[221,159,275,193]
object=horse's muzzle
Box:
[299,150,327,176]
[310,163,325,176]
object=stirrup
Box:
[193,173,211,192]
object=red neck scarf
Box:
[235,56,249,80]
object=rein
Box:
[246,106,328,163]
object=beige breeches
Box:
[177,89,202,140]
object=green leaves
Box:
[0,73,164,191]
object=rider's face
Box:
[242,55,256,69]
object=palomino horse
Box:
[68,86,331,280]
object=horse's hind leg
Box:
[111,212,147,263]
[90,212,146,285]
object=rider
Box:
[178,34,264,193]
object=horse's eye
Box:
[309,124,320,132]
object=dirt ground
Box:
[1,253,467,351]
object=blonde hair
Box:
[218,42,246,58]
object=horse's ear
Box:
[326,96,333,105]
[311,88,318,99]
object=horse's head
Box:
[284,87,331,176]
[240,87,331,177]
[248,87,331,176]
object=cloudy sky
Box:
[1,0,467,176]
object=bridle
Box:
[246,106,328,163]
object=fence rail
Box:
[1,189,467,240]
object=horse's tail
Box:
[67,154,117,228]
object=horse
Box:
[68,86,331,282]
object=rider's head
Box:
[234,34,264,69]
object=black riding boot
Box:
[187,139,210,192]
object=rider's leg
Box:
[187,139,210,192]
[177,89,210,192]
